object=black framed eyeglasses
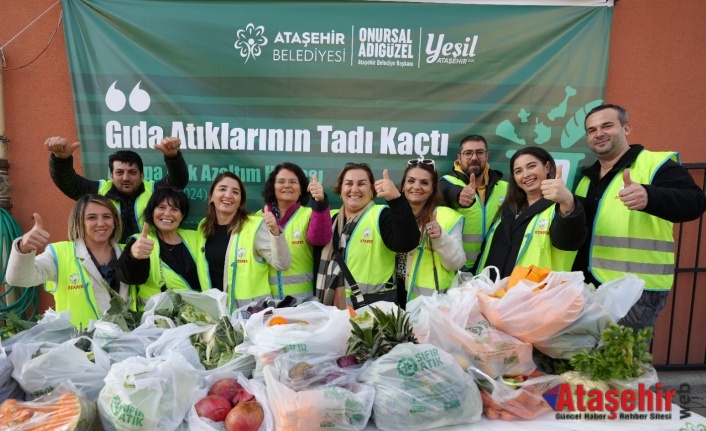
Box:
[460,149,487,158]
[407,158,436,168]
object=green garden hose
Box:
[0,208,39,321]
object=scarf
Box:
[315,200,374,306]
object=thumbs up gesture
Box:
[154,137,181,158]
[262,205,281,236]
[458,173,476,207]
[44,137,80,159]
[374,169,400,201]
[130,222,154,259]
[618,168,648,210]
[425,210,442,239]
[18,213,50,254]
[307,172,324,202]
[540,165,575,215]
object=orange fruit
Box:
[268,316,288,326]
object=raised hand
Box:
[18,213,50,254]
[307,172,324,202]
[458,173,476,207]
[540,165,574,215]
[44,137,80,159]
[154,137,181,158]
[262,206,281,236]
[619,168,648,211]
[425,210,442,239]
[130,222,154,259]
[374,169,401,201]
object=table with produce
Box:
[0,269,702,431]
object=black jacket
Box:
[49,151,190,242]
[477,197,587,278]
[572,144,706,285]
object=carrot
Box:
[500,410,517,420]
[485,408,500,419]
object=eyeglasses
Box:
[407,158,436,168]
[275,179,299,186]
[460,149,488,158]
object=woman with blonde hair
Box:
[7,194,131,327]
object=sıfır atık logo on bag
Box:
[542,383,676,421]
[111,396,146,427]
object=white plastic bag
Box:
[406,288,478,344]
[477,271,587,344]
[142,288,229,323]
[146,322,254,375]
[98,354,202,431]
[0,310,74,355]
[0,340,24,402]
[469,366,563,420]
[92,315,173,363]
[186,370,274,431]
[592,274,645,321]
[10,336,110,401]
[427,308,535,379]
[243,302,351,379]
[359,343,482,431]
[264,358,374,431]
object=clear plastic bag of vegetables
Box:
[469,366,562,420]
[242,302,351,380]
[427,307,535,379]
[146,319,254,375]
[10,336,110,402]
[358,343,482,431]
[0,381,97,431]
[0,340,24,403]
[142,289,228,326]
[92,315,174,364]
[263,353,374,431]
[97,354,202,431]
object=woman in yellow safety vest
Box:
[116,187,204,309]
[475,147,587,278]
[6,194,131,328]
[315,163,419,309]
[198,172,291,311]
[259,163,332,302]
[397,157,466,303]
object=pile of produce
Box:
[195,378,264,431]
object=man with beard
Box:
[45,136,189,243]
[573,104,705,332]
[439,135,508,271]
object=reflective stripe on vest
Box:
[575,150,678,290]
[257,207,314,300]
[98,179,155,230]
[407,206,465,300]
[477,205,577,273]
[344,205,396,297]
[225,216,271,311]
[46,242,102,328]
[441,175,507,268]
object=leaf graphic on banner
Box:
[105,81,126,112]
[560,99,603,148]
[129,81,151,112]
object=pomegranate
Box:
[195,395,232,422]
[208,378,242,404]
[232,387,255,406]
[225,401,264,431]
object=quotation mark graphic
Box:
[105,81,151,112]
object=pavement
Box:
[656,370,706,418]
